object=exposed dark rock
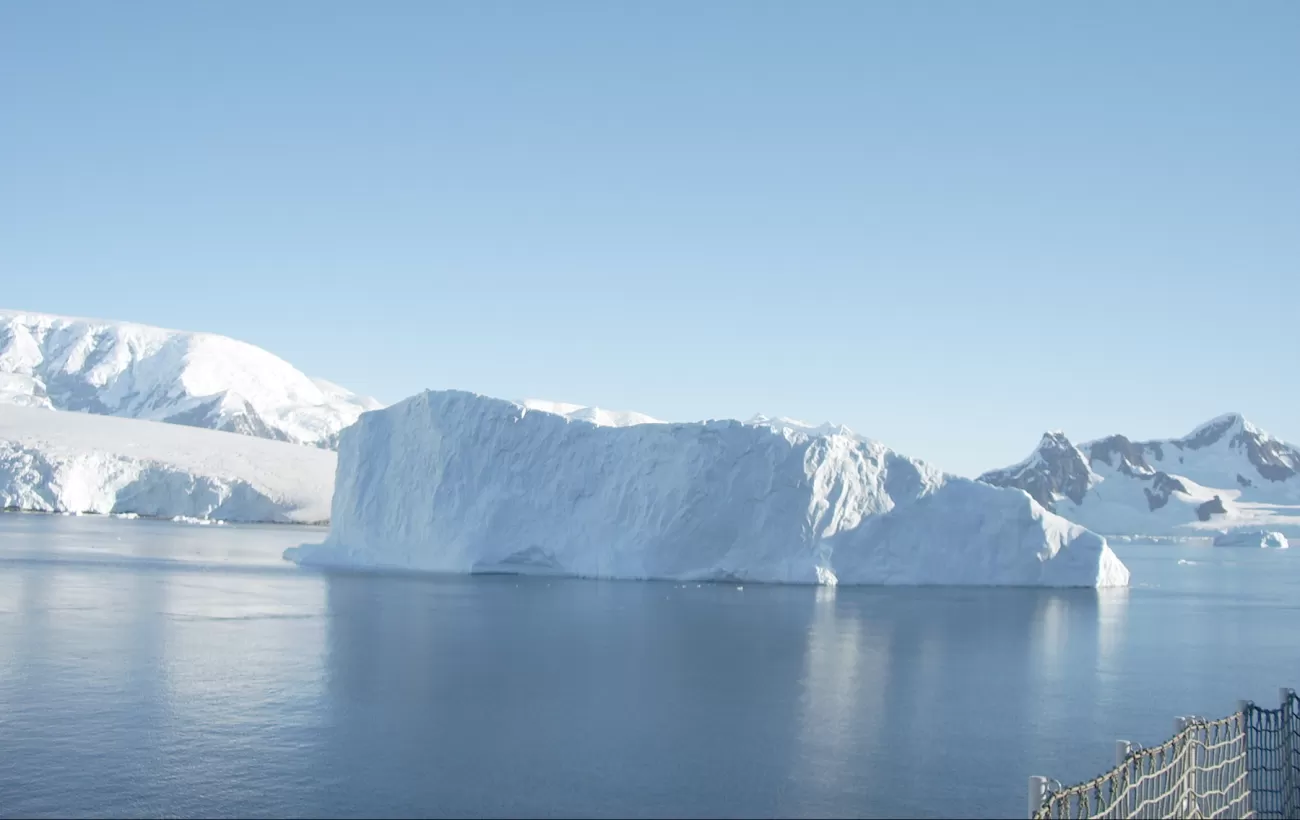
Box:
[1230,431,1300,482]
[1087,435,1155,477]
[1196,496,1227,521]
[1237,474,1254,488]
[1143,472,1189,511]
[1179,415,1239,450]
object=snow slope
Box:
[0,309,381,448]
[287,390,1128,588]
[0,404,334,522]
[979,414,1300,536]
[0,373,52,409]
[518,398,661,427]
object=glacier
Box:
[980,414,1300,537]
[0,404,334,523]
[0,309,381,448]
[287,390,1129,588]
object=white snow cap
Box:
[518,398,661,428]
[289,389,1128,588]
[0,309,381,448]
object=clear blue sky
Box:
[2,1,1297,476]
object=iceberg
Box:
[287,390,1128,587]
[1213,531,1289,549]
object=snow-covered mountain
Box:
[0,309,381,448]
[287,390,1129,588]
[0,404,334,522]
[979,414,1300,536]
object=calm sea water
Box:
[0,514,1297,818]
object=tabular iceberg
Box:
[1213,531,1288,549]
[287,390,1128,587]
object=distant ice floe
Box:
[1212,530,1289,549]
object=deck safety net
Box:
[1029,690,1299,820]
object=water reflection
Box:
[0,516,330,818]
[0,563,175,814]
[781,588,1124,818]
[1097,587,1130,672]
[791,586,872,802]
[320,575,818,818]
[4,515,1289,820]
[1094,587,1131,720]
[1034,593,1069,680]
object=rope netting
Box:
[1030,691,1300,820]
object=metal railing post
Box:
[1279,691,1289,816]
[1028,775,1049,819]
[1116,740,1133,817]
[1175,716,1194,817]
[1238,699,1254,819]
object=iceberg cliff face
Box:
[288,390,1128,588]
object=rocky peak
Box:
[978,431,1094,509]
[1176,413,1245,450]
[1172,413,1300,483]
[1231,426,1300,482]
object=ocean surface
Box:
[0,513,1297,818]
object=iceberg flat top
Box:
[518,398,662,427]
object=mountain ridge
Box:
[0,309,380,449]
[979,413,1300,536]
